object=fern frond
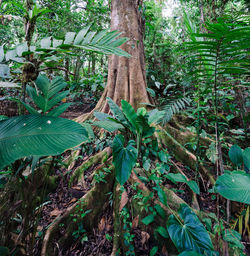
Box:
[160,97,191,125]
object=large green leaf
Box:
[0,246,9,256]
[166,173,200,194]
[53,27,130,57]
[112,134,137,185]
[93,120,124,132]
[106,97,128,126]
[121,100,138,132]
[24,75,69,116]
[228,145,243,166]
[243,148,250,173]
[215,171,250,204]
[178,251,203,256]
[0,115,88,169]
[167,204,214,254]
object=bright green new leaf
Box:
[167,204,214,254]
[121,100,138,132]
[142,214,155,225]
[150,246,158,256]
[112,134,137,185]
[166,173,187,183]
[215,171,250,204]
[0,115,88,169]
[187,181,200,195]
[156,226,169,238]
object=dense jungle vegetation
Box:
[0,0,249,255]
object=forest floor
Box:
[0,96,249,256]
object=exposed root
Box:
[166,120,214,149]
[111,182,123,256]
[64,149,81,171]
[129,170,235,254]
[41,166,115,256]
[69,147,112,186]
[129,170,181,254]
[170,160,200,210]
[158,128,215,185]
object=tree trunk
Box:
[77,0,151,123]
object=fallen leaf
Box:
[67,198,77,205]
[141,231,150,245]
[98,217,106,231]
[50,208,62,217]
[119,190,128,212]
[71,185,82,191]
[162,245,168,255]
[132,215,139,229]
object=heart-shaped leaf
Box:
[112,134,137,185]
[167,204,214,254]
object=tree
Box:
[76,0,151,123]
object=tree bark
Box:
[77,0,151,123]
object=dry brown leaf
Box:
[106,223,111,231]
[67,150,80,170]
[132,215,139,229]
[71,185,82,191]
[50,208,62,217]
[141,231,150,245]
[162,245,168,255]
[98,217,106,231]
[119,191,128,212]
[68,198,77,205]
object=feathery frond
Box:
[160,97,191,125]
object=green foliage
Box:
[228,145,250,172]
[215,171,250,204]
[166,173,200,194]
[142,214,155,225]
[22,75,70,116]
[0,115,88,169]
[243,148,250,173]
[0,26,130,64]
[178,251,203,256]
[229,145,243,167]
[160,97,191,124]
[0,246,9,256]
[150,246,158,256]
[167,204,214,255]
[112,134,137,185]
[94,98,164,138]
[95,99,165,185]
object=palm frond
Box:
[160,97,191,125]
[23,75,70,116]
[184,20,250,81]
[0,26,130,65]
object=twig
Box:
[39,67,75,76]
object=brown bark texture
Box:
[93,0,150,112]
